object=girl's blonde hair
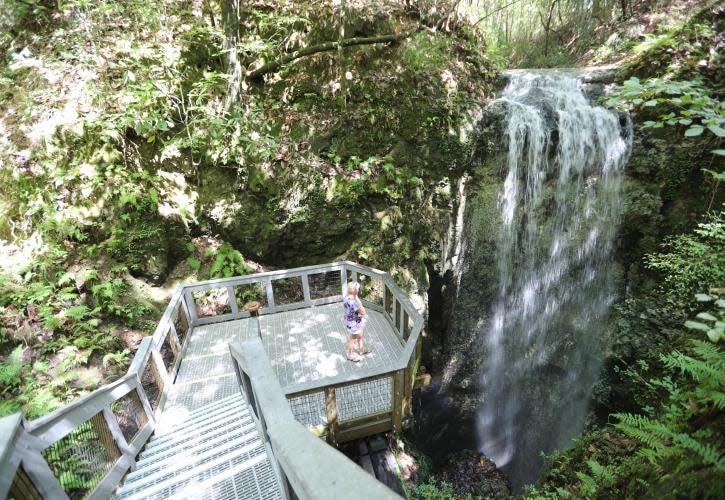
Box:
[346,281,361,294]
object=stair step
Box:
[117,438,267,499]
[122,452,272,500]
[184,392,242,415]
[140,412,252,460]
[145,409,247,450]
[160,392,242,423]
[152,396,245,435]
[126,431,261,484]
[165,450,281,500]
[151,401,247,441]
[136,419,256,468]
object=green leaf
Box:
[707,125,725,138]
[696,312,717,322]
[695,293,714,302]
[644,100,658,107]
[685,126,704,137]
[706,328,723,343]
[187,257,201,271]
[678,118,692,125]
[712,150,725,157]
[684,320,710,331]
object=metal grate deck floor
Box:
[119,303,401,498]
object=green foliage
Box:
[43,419,107,493]
[0,345,23,388]
[403,32,452,75]
[102,349,130,367]
[409,479,461,500]
[208,242,250,278]
[683,292,725,343]
[612,307,725,480]
[645,212,725,305]
[604,77,725,155]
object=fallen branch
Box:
[246,28,418,81]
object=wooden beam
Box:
[392,370,404,433]
[336,419,393,443]
[324,388,338,446]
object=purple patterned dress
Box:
[343,296,365,334]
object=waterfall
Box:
[476,71,631,489]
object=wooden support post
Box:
[227,286,239,314]
[302,273,311,305]
[179,293,193,330]
[392,371,404,433]
[265,278,276,308]
[167,323,181,355]
[102,407,132,460]
[403,357,412,419]
[324,388,338,445]
[340,265,347,296]
[183,289,198,326]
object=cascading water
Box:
[477,71,632,489]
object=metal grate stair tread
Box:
[151,401,248,439]
[138,417,254,463]
[144,410,248,450]
[170,451,283,500]
[117,439,267,499]
[127,429,262,482]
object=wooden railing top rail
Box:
[229,340,400,500]
[182,261,345,291]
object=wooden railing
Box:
[0,261,423,499]
[0,286,192,499]
[182,261,424,443]
[229,340,401,500]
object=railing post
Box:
[302,273,311,305]
[227,286,239,314]
[324,387,338,445]
[101,407,132,459]
[167,322,182,355]
[133,376,156,427]
[340,264,347,296]
[265,278,275,308]
[183,288,198,326]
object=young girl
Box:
[343,281,371,362]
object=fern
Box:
[0,346,24,389]
[613,304,725,481]
[709,391,725,409]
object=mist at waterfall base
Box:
[476,72,632,490]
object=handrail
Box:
[0,288,190,499]
[184,261,346,289]
[0,261,423,499]
[229,340,401,500]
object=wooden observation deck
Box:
[0,262,423,499]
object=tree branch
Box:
[472,0,526,28]
[246,28,419,81]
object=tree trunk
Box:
[219,0,242,108]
